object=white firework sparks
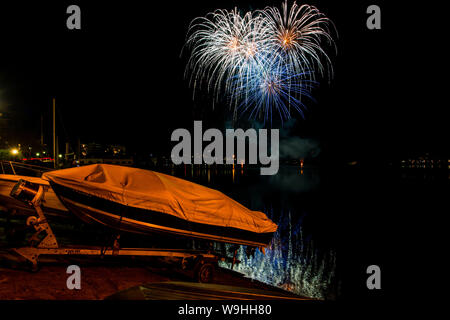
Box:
[260,1,336,83]
[183,1,336,122]
[184,8,271,105]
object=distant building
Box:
[77,158,134,166]
[76,142,132,166]
[400,153,448,169]
[80,142,127,159]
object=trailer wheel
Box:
[194,260,215,283]
[27,261,41,273]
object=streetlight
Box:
[10,148,19,155]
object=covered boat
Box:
[42,164,277,247]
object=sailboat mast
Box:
[53,98,56,168]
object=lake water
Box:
[163,164,339,300]
[162,163,449,301]
[2,163,448,301]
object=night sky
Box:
[0,1,448,162]
[0,1,449,307]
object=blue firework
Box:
[233,57,316,124]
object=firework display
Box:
[184,1,336,123]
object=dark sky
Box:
[0,1,448,161]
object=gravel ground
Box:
[0,264,170,300]
[0,255,302,300]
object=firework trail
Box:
[183,1,336,123]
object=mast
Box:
[40,113,44,146]
[53,98,56,168]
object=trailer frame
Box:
[8,179,238,283]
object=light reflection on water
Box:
[167,164,338,299]
[220,209,337,300]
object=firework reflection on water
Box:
[219,209,338,300]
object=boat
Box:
[0,174,68,216]
[42,164,278,247]
[0,162,68,217]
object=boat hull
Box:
[51,182,274,247]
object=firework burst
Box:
[234,57,316,124]
[184,9,271,104]
[260,1,336,83]
[183,1,336,123]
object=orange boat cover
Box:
[42,164,277,234]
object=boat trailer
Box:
[7,179,241,283]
